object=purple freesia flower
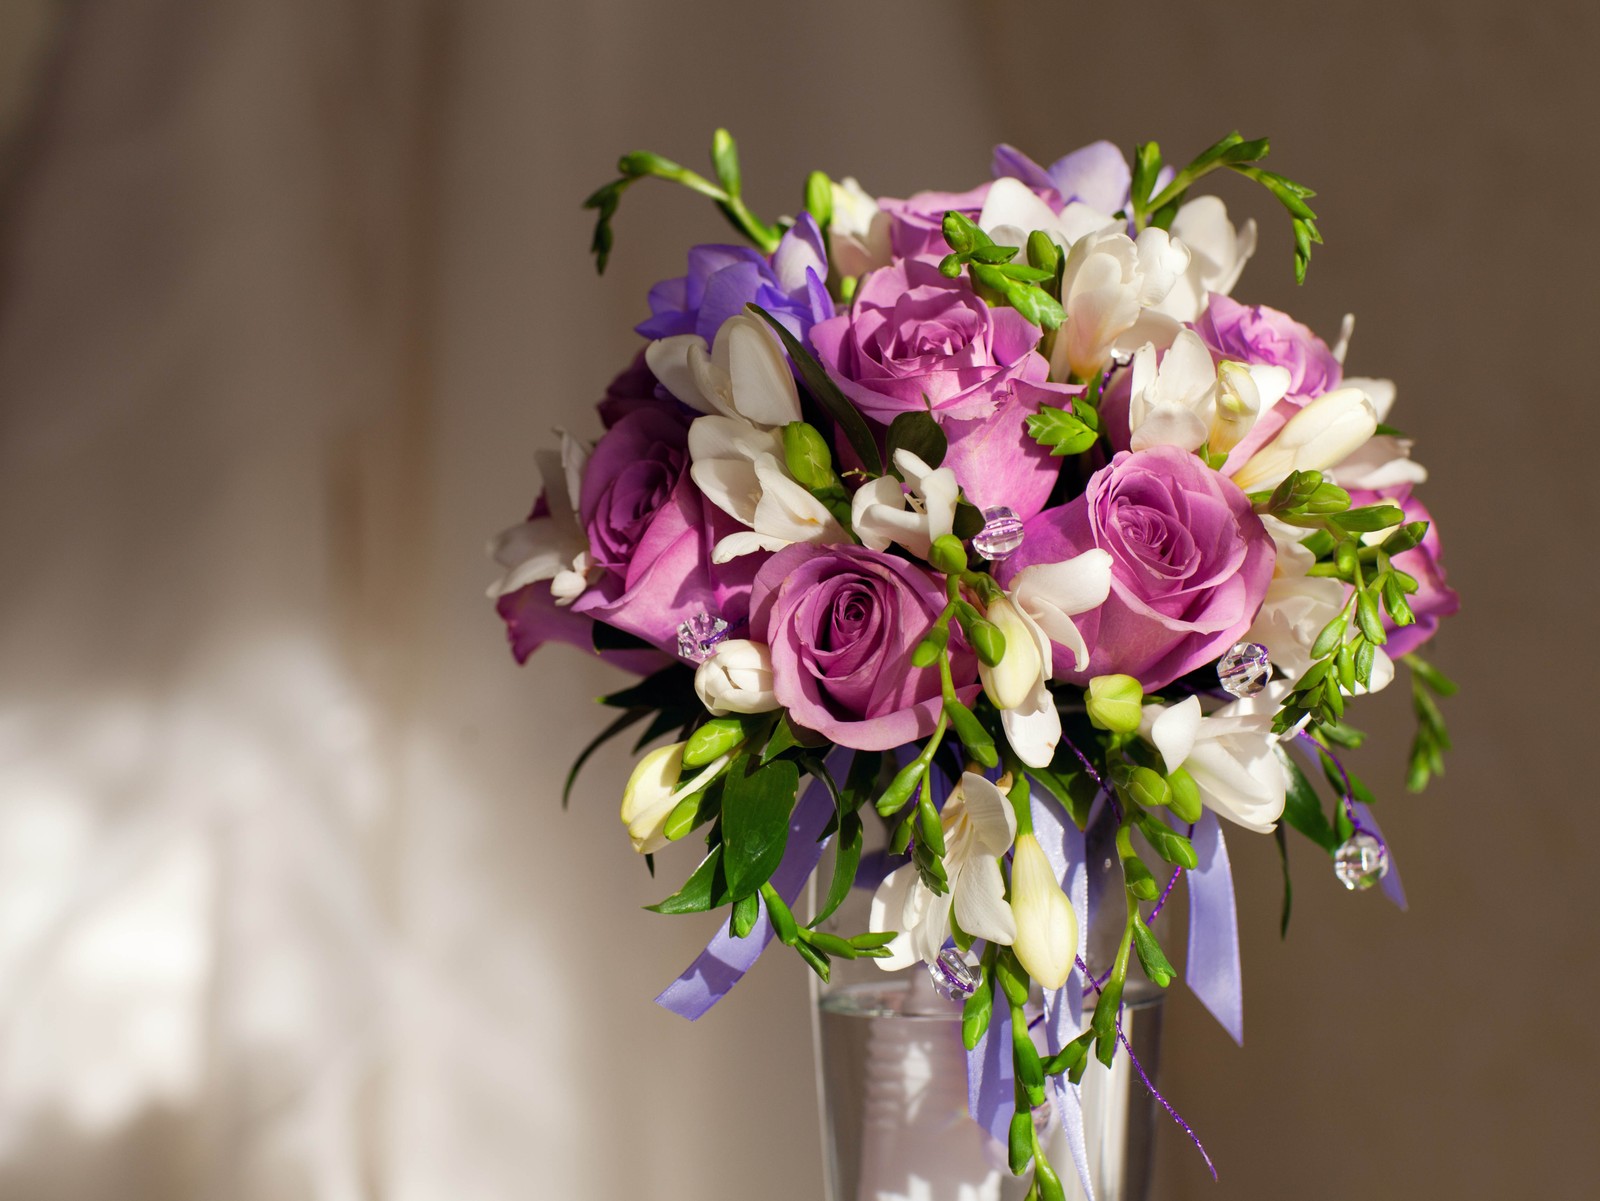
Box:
[636,214,833,344]
[570,407,758,654]
[750,543,978,750]
[1196,294,1342,399]
[991,140,1133,215]
[998,445,1275,689]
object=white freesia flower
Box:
[1231,386,1378,492]
[1150,196,1258,323]
[984,550,1112,768]
[707,452,848,562]
[828,176,892,277]
[850,449,958,560]
[1126,331,1291,455]
[871,773,1018,970]
[1050,225,1190,382]
[1009,832,1078,990]
[666,315,847,560]
[646,312,802,429]
[1323,376,1427,490]
[977,176,1124,255]
[486,430,598,604]
[694,639,779,716]
[1140,695,1288,834]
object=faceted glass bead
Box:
[972,506,1025,561]
[676,611,729,664]
[928,947,980,1001]
[1217,640,1271,698]
[1333,832,1390,891]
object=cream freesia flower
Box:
[1009,832,1078,990]
[1231,386,1378,492]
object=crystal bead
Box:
[928,947,980,1001]
[676,611,729,664]
[1333,832,1390,891]
[1217,641,1271,698]
[972,506,1025,561]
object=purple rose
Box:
[878,183,991,259]
[1349,485,1459,657]
[809,257,1046,424]
[571,408,758,654]
[1196,295,1342,399]
[636,215,833,344]
[750,544,978,750]
[999,445,1275,689]
[940,377,1075,521]
[596,350,672,428]
[496,579,666,676]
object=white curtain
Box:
[0,3,1000,1198]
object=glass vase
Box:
[810,842,1163,1201]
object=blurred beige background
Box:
[0,1,1594,1198]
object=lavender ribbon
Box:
[1185,809,1244,1045]
[1033,793,1095,1201]
[654,766,838,1021]
[1353,800,1408,911]
[966,988,1014,1146]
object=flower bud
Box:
[1209,361,1262,453]
[978,598,1041,711]
[683,716,748,768]
[1009,833,1078,990]
[929,534,968,575]
[781,421,838,493]
[694,639,779,716]
[1086,674,1143,733]
[1233,386,1378,492]
[1129,765,1172,810]
[1167,767,1203,824]
[620,742,687,855]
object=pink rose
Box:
[1195,295,1342,399]
[809,257,1046,425]
[939,377,1076,521]
[571,407,758,655]
[1350,485,1458,656]
[877,183,992,259]
[750,544,978,750]
[999,445,1275,689]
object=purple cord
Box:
[1074,954,1217,1179]
[1083,822,1192,994]
[1296,731,1384,850]
[1060,733,1120,822]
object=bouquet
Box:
[488,129,1459,1194]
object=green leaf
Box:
[1279,752,1340,852]
[1025,406,1098,456]
[720,755,802,900]
[563,707,650,808]
[646,845,731,914]
[748,304,883,475]
[600,663,698,711]
[885,409,948,470]
[810,811,863,928]
[761,712,827,764]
